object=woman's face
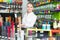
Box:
[27,3,33,13]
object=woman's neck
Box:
[27,11,32,14]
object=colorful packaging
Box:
[0,0,3,2]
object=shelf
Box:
[34,1,54,7]
[27,28,51,31]
[27,35,37,38]
[51,29,60,32]
[34,12,52,15]
[26,28,60,37]
[26,28,51,37]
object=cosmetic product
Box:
[29,30,32,36]
[35,30,37,37]
[17,29,20,40]
[7,26,11,40]
[15,14,18,40]
[4,17,8,38]
[0,15,3,38]
[48,37,56,40]
[5,17,11,40]
[53,18,57,29]
[10,0,12,3]
[37,31,40,38]
[1,20,5,39]
[42,24,46,30]
[18,16,21,30]
[11,20,15,40]
[3,18,6,40]
[7,17,11,40]
[58,21,60,29]
[46,22,50,30]
[36,38,40,40]
[20,30,24,40]
[12,0,16,3]
[40,31,44,37]
[17,16,21,40]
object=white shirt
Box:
[22,12,37,28]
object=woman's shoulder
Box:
[32,12,37,18]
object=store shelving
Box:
[0,0,22,13]
[0,0,22,40]
[26,28,60,38]
[27,0,60,39]
[0,13,22,40]
[26,28,51,37]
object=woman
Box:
[21,2,37,40]
[22,2,37,28]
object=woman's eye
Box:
[31,7,32,8]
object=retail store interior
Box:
[0,0,60,40]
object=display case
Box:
[26,0,60,40]
[0,0,22,13]
[0,13,22,40]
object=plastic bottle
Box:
[58,21,60,28]
[0,15,3,38]
[42,24,46,30]
[47,22,50,30]
[53,18,57,29]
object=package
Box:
[48,37,56,40]
[0,0,3,2]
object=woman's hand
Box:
[21,24,25,27]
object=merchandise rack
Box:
[0,13,22,40]
[27,0,60,39]
[26,28,60,37]
[0,1,22,13]
[0,0,22,40]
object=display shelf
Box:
[51,29,60,36]
[0,13,21,40]
[26,28,60,37]
[33,2,54,7]
[0,0,22,14]
[26,28,51,37]
[28,0,53,7]
[0,0,22,4]
[51,29,60,32]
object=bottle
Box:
[58,21,60,29]
[17,16,21,40]
[4,17,8,40]
[7,26,11,40]
[1,23,4,39]
[48,36,56,40]
[7,17,11,40]
[12,0,16,3]
[47,22,50,30]
[40,31,44,37]
[42,23,46,30]
[0,15,3,38]
[14,14,18,40]
[53,18,57,29]
[10,20,15,40]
